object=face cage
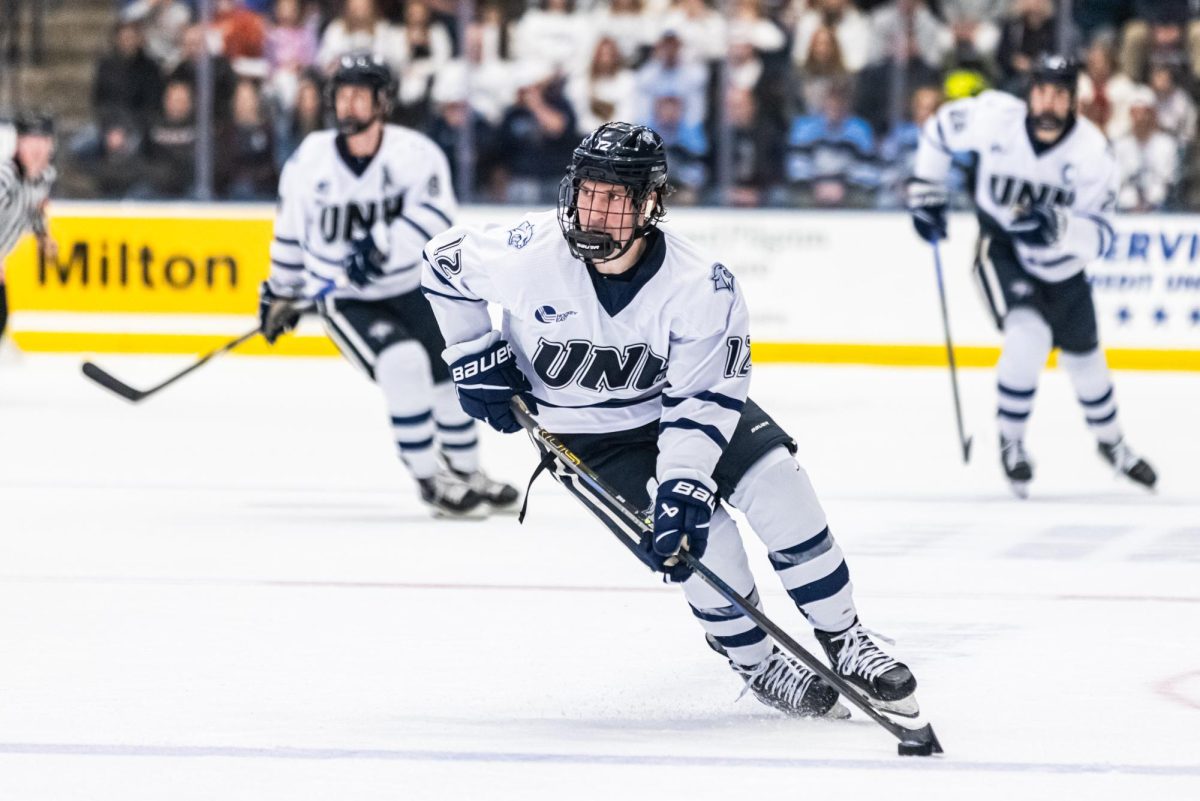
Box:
[557,175,660,263]
[330,83,390,135]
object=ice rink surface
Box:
[1,354,1197,800]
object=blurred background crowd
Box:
[1,0,1198,211]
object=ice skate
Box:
[707,634,849,719]
[1000,435,1032,498]
[451,467,521,512]
[815,620,919,718]
[1098,439,1157,490]
[418,470,487,518]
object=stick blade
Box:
[81,361,148,402]
[897,723,944,757]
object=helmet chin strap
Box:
[336,114,378,136]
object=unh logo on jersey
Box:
[989,175,1075,210]
[319,191,405,244]
[534,305,576,324]
[531,338,667,392]
[711,263,735,293]
[507,221,534,249]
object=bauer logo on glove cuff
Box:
[669,481,716,511]
[452,343,514,382]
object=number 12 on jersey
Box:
[723,336,752,379]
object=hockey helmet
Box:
[1028,53,1080,98]
[329,51,394,134]
[557,122,670,262]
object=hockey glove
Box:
[648,477,716,582]
[258,281,302,345]
[344,235,388,287]
[906,179,948,244]
[1009,204,1066,247]
[449,333,536,434]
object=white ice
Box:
[1,354,1198,801]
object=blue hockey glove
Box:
[344,235,387,287]
[648,477,716,581]
[906,179,948,244]
[258,281,302,345]
[1009,204,1065,247]
[449,334,535,434]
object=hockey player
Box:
[258,52,518,516]
[907,55,1157,497]
[421,122,919,719]
[0,113,58,349]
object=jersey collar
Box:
[335,129,383,178]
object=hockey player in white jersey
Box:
[907,55,1157,496]
[422,122,920,719]
[258,52,518,516]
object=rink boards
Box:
[5,203,1200,370]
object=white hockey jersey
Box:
[421,210,751,488]
[914,90,1117,283]
[268,124,457,301]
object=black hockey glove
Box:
[647,477,716,582]
[449,334,536,434]
[1009,204,1065,247]
[344,235,387,287]
[258,281,302,345]
[906,179,948,244]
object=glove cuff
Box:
[443,329,502,366]
[658,468,717,495]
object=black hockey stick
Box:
[931,240,972,463]
[511,398,943,757]
[82,327,262,403]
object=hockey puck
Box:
[897,741,935,757]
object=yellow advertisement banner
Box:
[5,210,273,313]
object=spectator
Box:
[798,24,849,113]
[1117,1,1200,84]
[869,0,950,71]
[316,0,403,71]
[395,0,454,116]
[431,23,513,127]
[792,0,872,73]
[122,0,192,71]
[226,79,277,199]
[590,0,655,64]
[510,0,592,74]
[727,0,786,56]
[937,0,1004,62]
[93,115,150,198]
[275,67,324,167]
[995,0,1059,92]
[427,72,500,195]
[213,0,267,61]
[785,77,876,207]
[495,62,577,203]
[725,86,780,206]
[144,79,200,197]
[660,0,728,63]
[1148,56,1197,150]
[92,21,165,132]
[1078,36,1138,140]
[648,94,708,204]
[568,36,637,134]
[634,30,709,126]
[853,29,942,136]
[876,84,949,207]
[1114,87,1180,211]
[265,0,319,110]
[170,24,239,122]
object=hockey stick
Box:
[931,239,972,463]
[81,281,338,403]
[511,398,943,757]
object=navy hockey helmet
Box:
[557,122,670,262]
[329,51,394,135]
[1028,53,1080,98]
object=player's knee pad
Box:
[375,340,434,408]
[680,508,753,611]
[998,307,1053,388]
[728,446,828,555]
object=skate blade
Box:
[1008,480,1030,499]
[483,499,523,516]
[824,700,851,720]
[868,693,920,718]
[429,505,490,520]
